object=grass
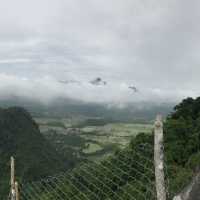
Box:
[37,117,153,161]
[82,143,103,154]
[80,123,153,158]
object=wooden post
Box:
[154,115,167,200]
[15,182,19,200]
[11,157,16,200]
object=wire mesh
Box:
[18,142,156,200]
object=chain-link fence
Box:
[18,142,156,200]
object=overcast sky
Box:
[0,0,200,105]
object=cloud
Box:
[0,73,198,105]
[0,0,200,104]
[0,58,31,64]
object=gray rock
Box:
[173,173,200,200]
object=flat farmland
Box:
[35,117,153,161]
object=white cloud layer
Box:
[0,0,200,104]
[0,73,198,105]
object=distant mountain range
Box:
[0,96,175,122]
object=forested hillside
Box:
[164,97,200,198]
[0,107,71,198]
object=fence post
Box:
[10,157,16,200]
[154,115,166,200]
[15,182,19,200]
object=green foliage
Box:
[186,152,200,170]
[45,132,87,164]
[164,97,200,197]
[45,121,66,128]
[167,165,193,196]
[0,107,71,198]
[2,96,200,199]
[46,131,86,148]
[20,133,156,200]
[75,118,109,128]
[164,97,200,166]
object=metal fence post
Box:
[154,115,167,200]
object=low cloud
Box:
[0,73,197,106]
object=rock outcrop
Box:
[174,173,200,200]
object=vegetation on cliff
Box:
[0,107,70,198]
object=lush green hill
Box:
[164,97,200,198]
[0,107,70,198]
